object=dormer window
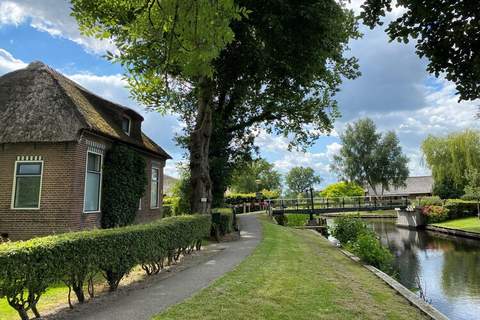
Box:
[121,116,131,136]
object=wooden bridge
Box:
[267,196,409,216]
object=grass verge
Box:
[154,217,427,320]
[432,216,480,234]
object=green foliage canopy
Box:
[101,144,147,228]
[332,118,409,195]
[285,167,321,195]
[230,159,281,193]
[421,130,480,198]
[320,181,364,198]
[71,0,246,93]
[360,0,480,101]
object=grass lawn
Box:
[155,217,426,320]
[324,210,397,217]
[433,216,480,234]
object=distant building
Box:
[163,174,179,196]
[365,176,434,198]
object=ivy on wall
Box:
[101,143,147,228]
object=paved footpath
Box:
[58,214,261,320]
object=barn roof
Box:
[0,61,170,159]
[366,176,434,196]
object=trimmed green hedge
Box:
[444,199,479,219]
[0,215,211,320]
[211,208,235,238]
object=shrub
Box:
[274,215,288,226]
[320,181,364,198]
[211,208,235,237]
[162,205,173,217]
[444,199,479,219]
[285,214,309,227]
[330,216,368,245]
[0,215,210,320]
[350,233,393,271]
[412,196,443,207]
[101,144,147,228]
[421,205,449,223]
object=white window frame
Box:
[121,116,131,136]
[11,160,44,210]
[83,151,103,214]
[150,166,160,209]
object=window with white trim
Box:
[150,167,159,208]
[121,116,131,136]
[84,152,102,212]
[12,162,43,209]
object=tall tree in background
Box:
[285,167,321,196]
[71,0,247,213]
[179,0,360,205]
[361,0,480,100]
[230,159,281,193]
[332,118,409,195]
[422,130,480,198]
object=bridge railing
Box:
[266,195,409,213]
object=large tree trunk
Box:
[190,78,214,214]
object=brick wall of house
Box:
[0,133,166,240]
[0,142,84,240]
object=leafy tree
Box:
[71,0,248,214]
[230,159,282,193]
[170,164,192,215]
[101,144,147,228]
[177,0,360,205]
[463,169,480,218]
[360,0,480,100]
[422,130,480,198]
[285,167,321,196]
[320,181,364,198]
[332,118,409,195]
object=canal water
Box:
[328,218,480,320]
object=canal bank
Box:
[334,217,480,320]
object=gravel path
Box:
[57,214,261,320]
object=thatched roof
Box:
[0,61,170,159]
[366,176,434,196]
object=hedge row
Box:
[0,215,211,320]
[211,208,235,239]
[444,199,479,219]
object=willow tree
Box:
[71,0,247,213]
[422,130,480,198]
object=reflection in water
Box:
[328,218,480,320]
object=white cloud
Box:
[0,48,26,74]
[0,0,115,54]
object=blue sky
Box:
[1,0,479,187]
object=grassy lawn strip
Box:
[326,210,397,217]
[433,217,480,234]
[155,217,427,320]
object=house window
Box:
[121,116,131,136]
[84,152,102,213]
[12,162,43,209]
[151,167,159,208]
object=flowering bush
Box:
[421,205,449,223]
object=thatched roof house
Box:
[365,176,434,198]
[0,61,170,158]
[0,61,171,240]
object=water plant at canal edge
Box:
[331,216,393,272]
